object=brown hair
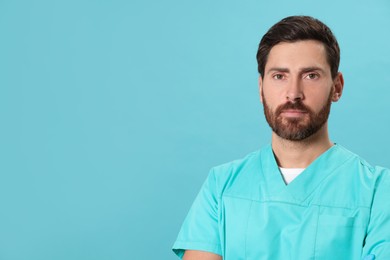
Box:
[256,16,340,79]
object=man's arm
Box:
[172,169,223,258]
[362,168,390,258]
[183,250,222,260]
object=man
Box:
[172,16,390,259]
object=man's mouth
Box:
[280,109,308,117]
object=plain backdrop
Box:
[1,0,390,259]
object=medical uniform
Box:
[172,144,390,259]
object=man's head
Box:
[257,16,344,141]
[257,16,340,80]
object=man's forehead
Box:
[265,40,330,72]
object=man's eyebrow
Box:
[266,67,290,75]
[299,66,325,74]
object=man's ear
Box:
[259,76,263,104]
[332,72,344,102]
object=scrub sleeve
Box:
[362,168,390,259]
[172,169,222,258]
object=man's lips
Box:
[280,109,308,117]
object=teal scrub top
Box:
[172,144,390,259]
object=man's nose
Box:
[286,79,304,102]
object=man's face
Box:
[259,40,342,141]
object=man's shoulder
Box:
[206,146,268,197]
[335,144,389,177]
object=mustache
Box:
[275,101,312,115]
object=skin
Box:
[183,40,344,259]
[183,250,222,260]
[259,40,344,168]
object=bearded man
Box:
[172,16,390,260]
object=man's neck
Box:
[271,125,333,168]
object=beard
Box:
[262,91,333,141]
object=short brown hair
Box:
[256,16,340,79]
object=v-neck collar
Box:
[260,143,354,204]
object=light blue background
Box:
[1,0,389,259]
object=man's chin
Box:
[273,125,314,141]
[279,116,309,125]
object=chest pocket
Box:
[314,210,368,260]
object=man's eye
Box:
[306,73,319,79]
[273,74,284,80]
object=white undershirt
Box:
[279,167,305,185]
